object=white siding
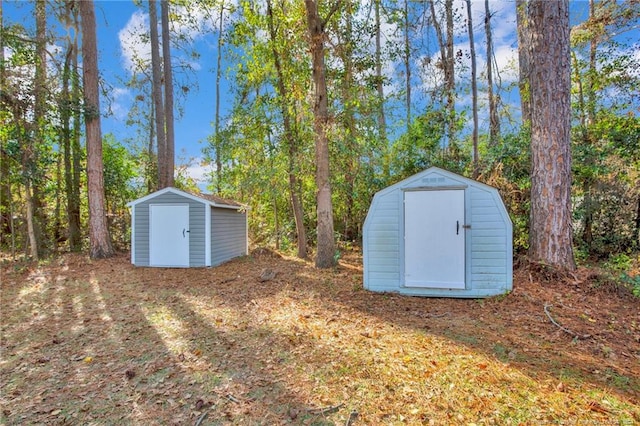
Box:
[363,167,512,298]
[363,191,401,291]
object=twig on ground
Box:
[194,411,208,426]
[225,394,241,403]
[308,403,344,416]
[345,410,359,426]
[544,304,591,339]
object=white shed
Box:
[363,167,512,298]
[127,187,248,268]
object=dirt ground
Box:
[1,249,639,425]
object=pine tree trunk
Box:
[305,0,337,268]
[79,0,114,259]
[161,0,174,187]
[150,0,167,189]
[527,0,575,271]
[29,0,48,259]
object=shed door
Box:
[404,190,465,289]
[149,204,190,267]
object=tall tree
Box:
[79,0,115,259]
[23,0,48,259]
[402,0,411,128]
[161,0,174,187]
[266,0,308,259]
[429,0,456,152]
[527,0,575,271]
[149,0,167,189]
[304,0,339,268]
[212,1,226,194]
[465,0,478,178]
[374,0,388,176]
[60,2,82,251]
[484,0,499,145]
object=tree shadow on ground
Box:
[2,251,638,424]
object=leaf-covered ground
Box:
[1,249,639,425]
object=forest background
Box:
[1,0,639,277]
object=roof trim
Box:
[126,187,244,210]
[378,166,499,196]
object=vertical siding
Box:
[133,192,206,267]
[363,190,401,291]
[469,187,512,290]
[211,207,248,266]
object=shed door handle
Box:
[183,228,190,237]
[456,220,459,235]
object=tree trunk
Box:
[161,0,174,187]
[70,26,83,251]
[304,0,337,268]
[429,0,455,153]
[150,0,167,189]
[516,0,531,125]
[213,2,225,194]
[527,0,575,271]
[465,0,479,178]
[266,0,308,259]
[403,0,411,129]
[485,0,500,145]
[444,0,455,150]
[374,0,388,179]
[79,0,115,259]
[27,0,48,259]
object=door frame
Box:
[149,204,190,267]
[401,187,467,289]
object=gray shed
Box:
[127,187,247,268]
[363,167,512,298]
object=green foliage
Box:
[478,129,532,254]
[604,253,632,272]
[619,273,640,299]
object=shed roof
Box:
[126,187,245,210]
[380,166,500,195]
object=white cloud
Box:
[109,87,132,121]
[492,44,518,84]
[178,157,214,184]
[118,10,150,73]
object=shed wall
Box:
[133,192,206,267]
[363,190,401,291]
[211,207,248,266]
[469,187,512,290]
[363,168,512,297]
